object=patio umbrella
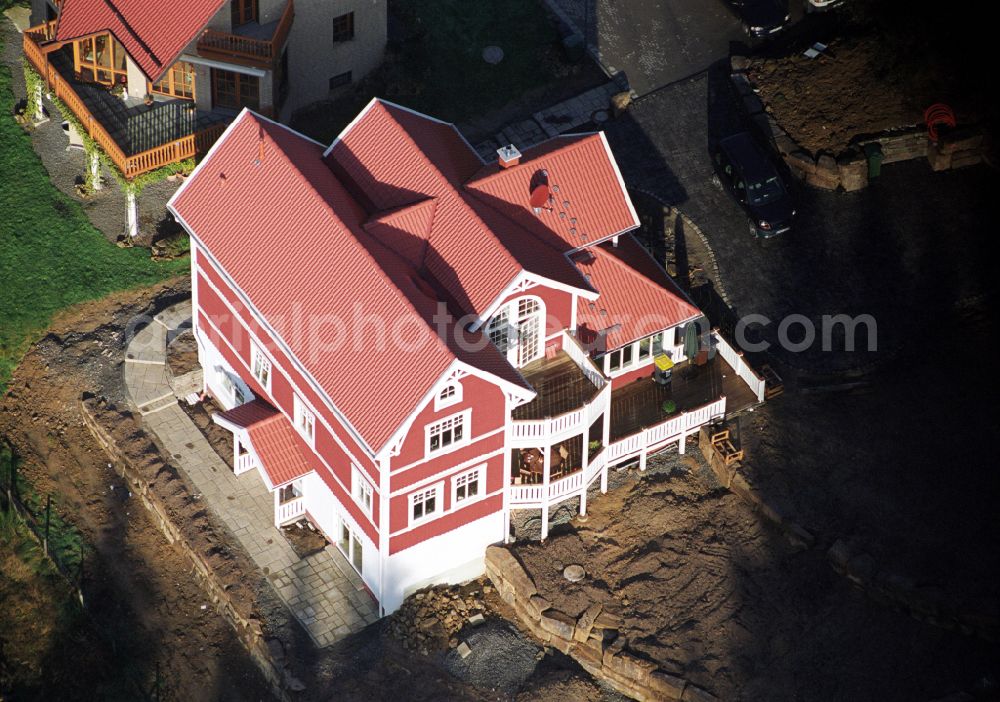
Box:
[683,322,699,361]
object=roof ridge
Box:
[374,101,524,291]
[255,115,462,452]
[465,133,600,188]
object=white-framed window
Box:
[351,465,373,516]
[485,295,545,368]
[604,331,670,376]
[425,410,469,455]
[410,483,442,525]
[452,465,483,506]
[337,516,363,574]
[293,393,315,444]
[250,342,272,391]
[278,480,302,504]
[434,381,462,411]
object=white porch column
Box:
[125,190,139,240]
[89,151,102,190]
[540,443,551,541]
[679,414,688,454]
[639,448,647,472]
[579,432,589,517]
[31,81,44,122]
[601,411,610,494]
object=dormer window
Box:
[434,381,462,411]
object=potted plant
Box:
[143,93,154,106]
[661,399,677,415]
[588,439,603,454]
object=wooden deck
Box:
[512,352,601,421]
[609,355,757,442]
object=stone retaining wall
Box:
[697,427,814,551]
[730,56,990,191]
[484,546,717,701]
[696,425,1000,644]
[80,396,303,700]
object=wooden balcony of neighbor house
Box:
[197,0,295,68]
[23,26,229,179]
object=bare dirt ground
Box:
[0,279,275,701]
[0,279,628,700]
[744,0,994,157]
[512,457,1000,700]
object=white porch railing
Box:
[511,383,611,444]
[712,331,766,403]
[235,451,255,475]
[561,330,607,389]
[275,496,305,526]
[606,396,728,463]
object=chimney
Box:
[497,144,521,169]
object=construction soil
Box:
[746,35,979,156]
[0,279,624,701]
[512,454,1000,701]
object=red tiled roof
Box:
[325,101,593,314]
[465,134,639,252]
[216,400,313,487]
[573,235,701,351]
[171,110,531,453]
[173,101,649,453]
[55,0,225,81]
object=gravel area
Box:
[443,619,540,694]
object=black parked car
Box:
[731,0,791,37]
[712,132,795,238]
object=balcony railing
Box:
[712,331,766,403]
[275,496,305,526]
[197,0,295,68]
[23,25,227,179]
[509,448,606,508]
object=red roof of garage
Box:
[216,400,314,488]
[55,0,225,81]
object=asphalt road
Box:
[589,0,744,95]
[605,67,999,371]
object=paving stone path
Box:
[123,301,379,647]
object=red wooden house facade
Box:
[168,100,766,613]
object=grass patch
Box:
[0,42,188,394]
[293,0,578,142]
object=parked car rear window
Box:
[748,176,784,205]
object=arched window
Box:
[435,381,462,411]
[485,295,545,368]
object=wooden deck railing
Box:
[23,24,227,180]
[197,0,294,68]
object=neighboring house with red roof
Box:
[23,0,385,185]
[166,99,767,614]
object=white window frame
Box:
[351,465,373,517]
[293,393,315,446]
[250,341,272,392]
[452,464,484,507]
[336,515,364,575]
[434,381,463,412]
[425,409,471,456]
[409,482,443,525]
[603,331,671,377]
